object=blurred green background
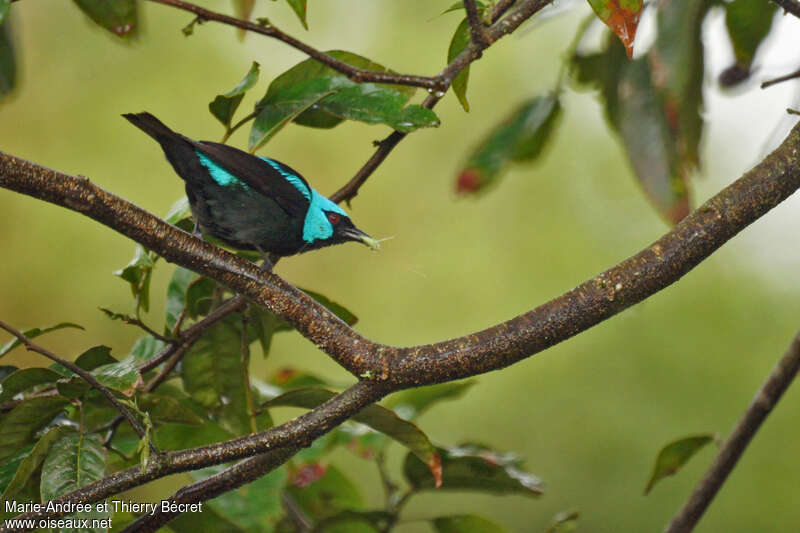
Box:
[2,1,800,532]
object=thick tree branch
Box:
[0,320,155,453]
[146,0,447,91]
[1,121,800,526]
[331,0,553,204]
[120,448,298,533]
[665,328,800,533]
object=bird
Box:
[122,112,379,265]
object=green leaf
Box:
[433,515,506,533]
[287,464,362,519]
[169,502,249,533]
[0,16,14,98]
[0,322,84,358]
[188,464,287,531]
[317,511,391,533]
[269,367,329,389]
[249,83,336,151]
[138,393,204,425]
[114,245,157,313]
[181,315,251,435]
[130,335,166,363]
[75,345,117,370]
[721,0,776,86]
[252,50,436,143]
[457,94,561,194]
[644,434,715,494]
[58,354,143,398]
[0,365,16,379]
[40,432,108,530]
[0,0,8,26]
[284,0,308,30]
[572,31,697,223]
[384,381,475,419]
[0,367,62,403]
[209,61,260,128]
[0,396,70,463]
[166,267,199,332]
[73,0,137,37]
[448,18,471,111]
[0,445,32,496]
[165,195,193,230]
[264,387,440,482]
[1,427,71,502]
[404,443,544,496]
[545,509,580,533]
[586,0,642,58]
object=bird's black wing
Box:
[194,141,312,219]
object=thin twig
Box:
[330,0,553,204]
[769,0,800,18]
[664,329,800,533]
[761,67,800,89]
[146,0,447,91]
[0,320,156,454]
[464,0,490,46]
[491,0,519,22]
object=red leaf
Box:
[456,169,483,194]
[291,463,328,488]
[587,0,642,58]
[429,451,443,488]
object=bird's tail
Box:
[122,112,181,143]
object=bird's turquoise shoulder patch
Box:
[196,151,248,189]
[258,157,311,201]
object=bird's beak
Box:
[341,227,380,251]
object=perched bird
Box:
[123,112,378,262]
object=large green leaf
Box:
[209,61,260,128]
[57,352,142,398]
[188,464,287,531]
[284,0,308,30]
[181,315,252,435]
[263,387,440,483]
[129,335,166,363]
[0,0,8,26]
[138,393,204,426]
[0,15,14,98]
[0,396,70,463]
[154,421,234,450]
[0,367,62,403]
[73,0,137,37]
[0,322,84,358]
[384,381,475,419]
[432,515,506,533]
[1,426,71,502]
[456,94,561,194]
[40,432,108,532]
[404,444,544,496]
[165,266,199,332]
[250,51,437,149]
[169,503,248,533]
[448,18,471,111]
[644,434,715,494]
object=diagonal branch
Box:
[769,0,800,18]
[120,448,298,533]
[0,319,156,454]
[665,327,800,533]
[146,0,447,91]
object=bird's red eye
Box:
[327,213,340,224]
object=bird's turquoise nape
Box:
[123,112,380,265]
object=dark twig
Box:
[665,328,800,533]
[491,0,520,22]
[146,0,447,91]
[0,320,156,453]
[464,0,490,46]
[761,67,800,89]
[769,0,800,18]
[120,448,297,533]
[331,0,553,204]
